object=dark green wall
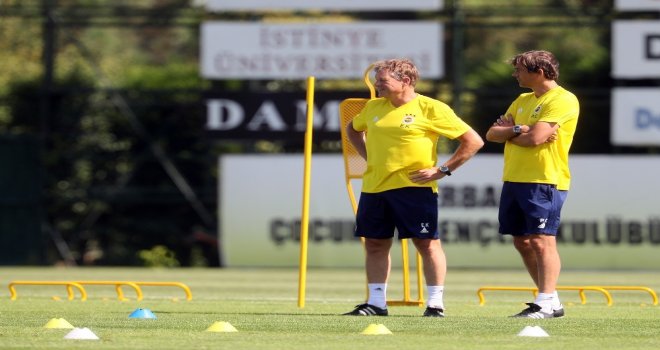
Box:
[0,135,44,264]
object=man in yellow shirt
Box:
[344,58,484,317]
[486,50,579,319]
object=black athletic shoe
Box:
[552,307,565,318]
[423,307,445,317]
[343,303,388,316]
[510,303,560,319]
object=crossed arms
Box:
[485,114,557,146]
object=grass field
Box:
[1,267,659,349]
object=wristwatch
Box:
[513,125,523,135]
[438,165,452,176]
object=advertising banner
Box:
[612,21,660,78]
[205,0,443,11]
[612,88,660,146]
[204,91,370,140]
[615,0,660,11]
[201,21,443,79]
[219,155,660,270]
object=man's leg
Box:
[413,238,446,315]
[344,190,394,316]
[511,234,562,317]
[529,234,561,294]
[507,183,564,318]
[365,238,393,283]
[513,236,539,287]
[365,238,392,308]
[344,238,392,316]
[412,238,446,286]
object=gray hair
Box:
[373,58,419,87]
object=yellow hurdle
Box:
[477,286,614,306]
[8,281,88,301]
[76,281,192,301]
[131,281,193,301]
[597,286,658,305]
[556,286,614,306]
[8,280,192,301]
[73,281,144,301]
[477,285,658,307]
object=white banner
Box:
[612,21,660,78]
[200,21,443,79]
[615,0,660,11]
[612,88,660,145]
[219,155,660,269]
[204,0,443,11]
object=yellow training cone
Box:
[205,321,238,332]
[361,323,392,335]
[44,318,74,329]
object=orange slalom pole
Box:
[298,76,315,308]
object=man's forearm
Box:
[444,129,484,171]
[486,125,517,143]
[345,126,367,160]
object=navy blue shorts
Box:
[355,187,439,240]
[498,182,565,236]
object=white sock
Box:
[553,291,563,309]
[534,292,554,313]
[367,283,387,309]
[426,285,445,309]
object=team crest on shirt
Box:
[531,104,542,119]
[400,114,415,128]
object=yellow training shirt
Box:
[503,86,579,190]
[352,94,471,193]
